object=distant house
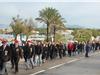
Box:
[56,29,74,40]
[29,30,46,41]
[17,30,46,41]
[96,36,100,41]
[0,34,14,41]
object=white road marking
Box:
[67,59,79,64]
[48,63,65,70]
[29,70,45,75]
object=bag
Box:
[0,49,4,70]
[0,59,3,70]
[3,55,10,62]
[0,49,4,59]
[0,49,10,62]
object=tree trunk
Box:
[26,35,29,42]
[47,22,49,42]
[20,34,22,43]
[54,26,56,42]
[15,34,18,40]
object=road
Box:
[37,52,100,75]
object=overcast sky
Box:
[0,0,100,29]
[0,0,100,2]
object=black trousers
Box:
[11,57,19,72]
[59,50,63,59]
[68,50,71,56]
[11,57,14,69]
[85,50,89,57]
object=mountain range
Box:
[0,24,99,29]
[66,25,85,29]
[0,24,9,29]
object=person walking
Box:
[67,41,74,57]
[85,41,90,57]
[0,40,11,75]
[10,42,15,70]
[23,40,34,70]
[42,43,48,63]
[58,42,63,59]
[46,42,51,60]
[10,40,23,73]
[34,42,43,66]
[72,42,77,56]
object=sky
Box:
[0,0,100,2]
[0,0,100,29]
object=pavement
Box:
[6,50,100,75]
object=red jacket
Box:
[67,43,74,51]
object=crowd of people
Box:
[0,39,100,75]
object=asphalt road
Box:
[37,52,100,75]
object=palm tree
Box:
[36,7,66,42]
[10,15,24,40]
[51,17,66,42]
[23,18,35,41]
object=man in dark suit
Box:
[85,41,90,57]
[46,42,51,60]
[10,40,23,73]
[59,42,63,59]
[10,42,15,69]
[36,42,43,66]
[23,40,34,69]
[0,40,11,75]
[49,42,54,60]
